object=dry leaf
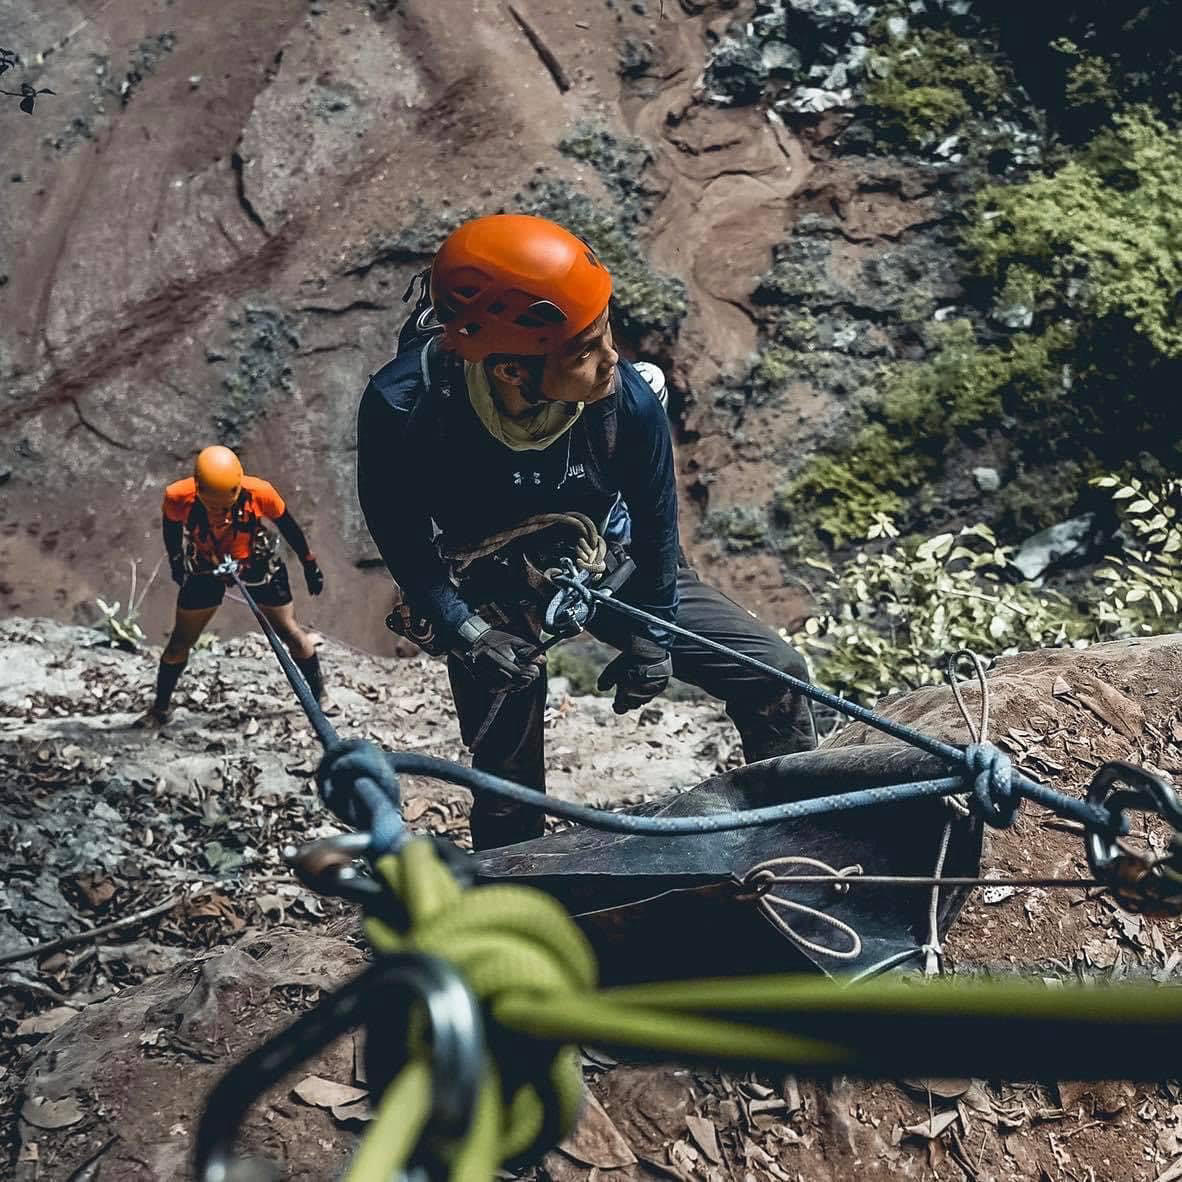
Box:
[903,1111,959,1140]
[16,1006,78,1036]
[685,1113,722,1164]
[292,1075,368,1109]
[558,1091,636,1168]
[403,798,431,823]
[332,1099,374,1124]
[22,1095,85,1129]
[1052,676,1072,698]
[902,1078,973,1101]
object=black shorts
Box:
[177,561,293,610]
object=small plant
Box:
[1090,475,1182,634]
[789,521,1087,702]
[95,558,161,651]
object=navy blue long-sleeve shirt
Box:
[356,342,679,647]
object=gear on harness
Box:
[385,511,635,660]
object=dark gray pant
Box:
[449,564,816,851]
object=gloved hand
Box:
[597,635,672,714]
[302,555,324,596]
[168,553,187,587]
[462,623,542,692]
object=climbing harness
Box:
[195,561,1182,1182]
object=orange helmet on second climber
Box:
[430,213,613,362]
[194,445,244,509]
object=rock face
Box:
[7,621,1182,1179]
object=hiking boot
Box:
[133,704,175,729]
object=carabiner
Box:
[195,953,485,1182]
[286,832,384,905]
[1085,761,1182,917]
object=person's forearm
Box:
[275,510,312,561]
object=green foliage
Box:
[773,425,914,548]
[966,111,1182,358]
[790,523,1086,702]
[558,122,656,210]
[792,473,1182,703]
[1090,475,1182,634]
[865,29,1012,147]
[1051,37,1119,115]
[704,505,769,552]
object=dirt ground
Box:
[4,619,1182,1180]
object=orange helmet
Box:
[194,445,243,509]
[430,214,613,362]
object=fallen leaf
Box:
[903,1111,960,1140]
[685,1114,722,1164]
[404,798,431,823]
[292,1075,368,1109]
[1052,677,1072,698]
[22,1095,85,1129]
[558,1091,636,1168]
[16,1007,78,1036]
[982,885,1017,905]
[332,1099,374,1124]
[1083,938,1119,969]
[901,1078,973,1101]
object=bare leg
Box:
[259,601,315,660]
[163,606,219,664]
[139,605,218,725]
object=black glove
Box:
[168,553,187,587]
[597,636,672,714]
[302,555,324,596]
[463,624,542,692]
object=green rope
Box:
[353,837,1182,1182]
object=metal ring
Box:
[195,953,485,1182]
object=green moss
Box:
[773,322,1068,546]
[558,122,656,210]
[965,110,1182,359]
[865,29,1013,147]
[774,424,917,547]
[704,505,769,552]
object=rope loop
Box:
[316,739,405,854]
[966,742,1018,828]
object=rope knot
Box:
[316,739,405,854]
[365,839,597,1169]
[965,741,1018,828]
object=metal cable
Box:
[560,582,1118,833]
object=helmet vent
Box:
[487,299,507,316]
[515,300,568,329]
[453,284,481,301]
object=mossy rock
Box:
[864,28,1015,149]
